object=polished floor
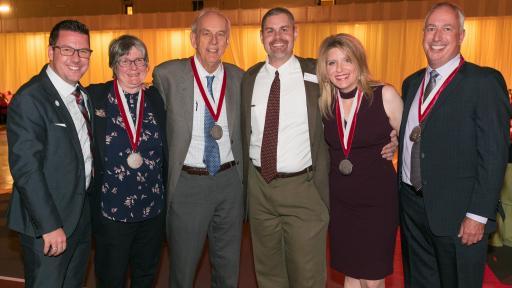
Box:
[0,125,13,194]
[0,124,510,287]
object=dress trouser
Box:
[167,166,243,288]
[399,183,488,288]
[20,197,91,288]
[248,163,329,288]
[93,211,165,288]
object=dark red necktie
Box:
[260,70,280,183]
[72,87,92,142]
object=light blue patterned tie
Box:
[204,75,221,175]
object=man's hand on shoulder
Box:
[42,228,67,257]
[458,217,485,246]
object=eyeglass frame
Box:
[52,45,93,59]
[117,58,148,68]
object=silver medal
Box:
[409,125,422,143]
[210,124,223,140]
[338,159,353,175]
[127,152,143,169]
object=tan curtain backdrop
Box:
[1,16,511,93]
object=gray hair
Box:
[108,34,148,77]
[424,2,465,31]
[190,9,231,38]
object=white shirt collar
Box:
[427,54,461,79]
[264,55,297,75]
[193,55,224,79]
[46,65,79,98]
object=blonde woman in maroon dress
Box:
[317,33,403,288]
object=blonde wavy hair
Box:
[317,33,381,119]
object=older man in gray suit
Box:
[152,9,244,288]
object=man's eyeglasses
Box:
[118,58,147,68]
[53,46,93,59]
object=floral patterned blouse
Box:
[101,91,164,222]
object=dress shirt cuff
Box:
[466,213,488,224]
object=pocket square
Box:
[95,109,106,118]
[54,123,67,127]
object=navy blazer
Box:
[7,65,92,237]
[398,61,511,236]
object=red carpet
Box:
[326,231,512,287]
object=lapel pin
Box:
[54,100,60,107]
[95,109,106,118]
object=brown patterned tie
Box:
[410,70,438,190]
[260,70,280,183]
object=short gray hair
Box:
[424,2,465,30]
[190,9,231,38]
[108,34,149,77]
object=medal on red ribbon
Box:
[335,88,363,175]
[114,79,144,169]
[409,56,465,143]
[190,57,227,140]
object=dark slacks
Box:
[20,199,91,288]
[167,166,243,288]
[248,164,329,288]
[399,183,488,288]
[93,211,164,288]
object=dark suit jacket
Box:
[6,65,92,238]
[399,61,511,236]
[241,56,330,209]
[86,81,168,217]
[152,58,244,206]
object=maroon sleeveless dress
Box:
[323,85,398,279]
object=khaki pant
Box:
[248,164,329,288]
[490,163,512,247]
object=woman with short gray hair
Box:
[87,34,166,287]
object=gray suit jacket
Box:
[153,58,244,205]
[7,65,91,238]
[241,56,330,209]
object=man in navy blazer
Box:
[6,20,93,287]
[398,2,510,287]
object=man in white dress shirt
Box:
[152,10,244,287]
[241,7,397,287]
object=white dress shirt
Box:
[46,66,92,189]
[183,55,234,167]
[401,54,486,224]
[250,55,312,172]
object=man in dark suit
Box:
[399,2,510,287]
[152,10,244,287]
[6,20,93,287]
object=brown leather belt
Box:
[254,165,313,179]
[402,182,423,197]
[182,161,237,176]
